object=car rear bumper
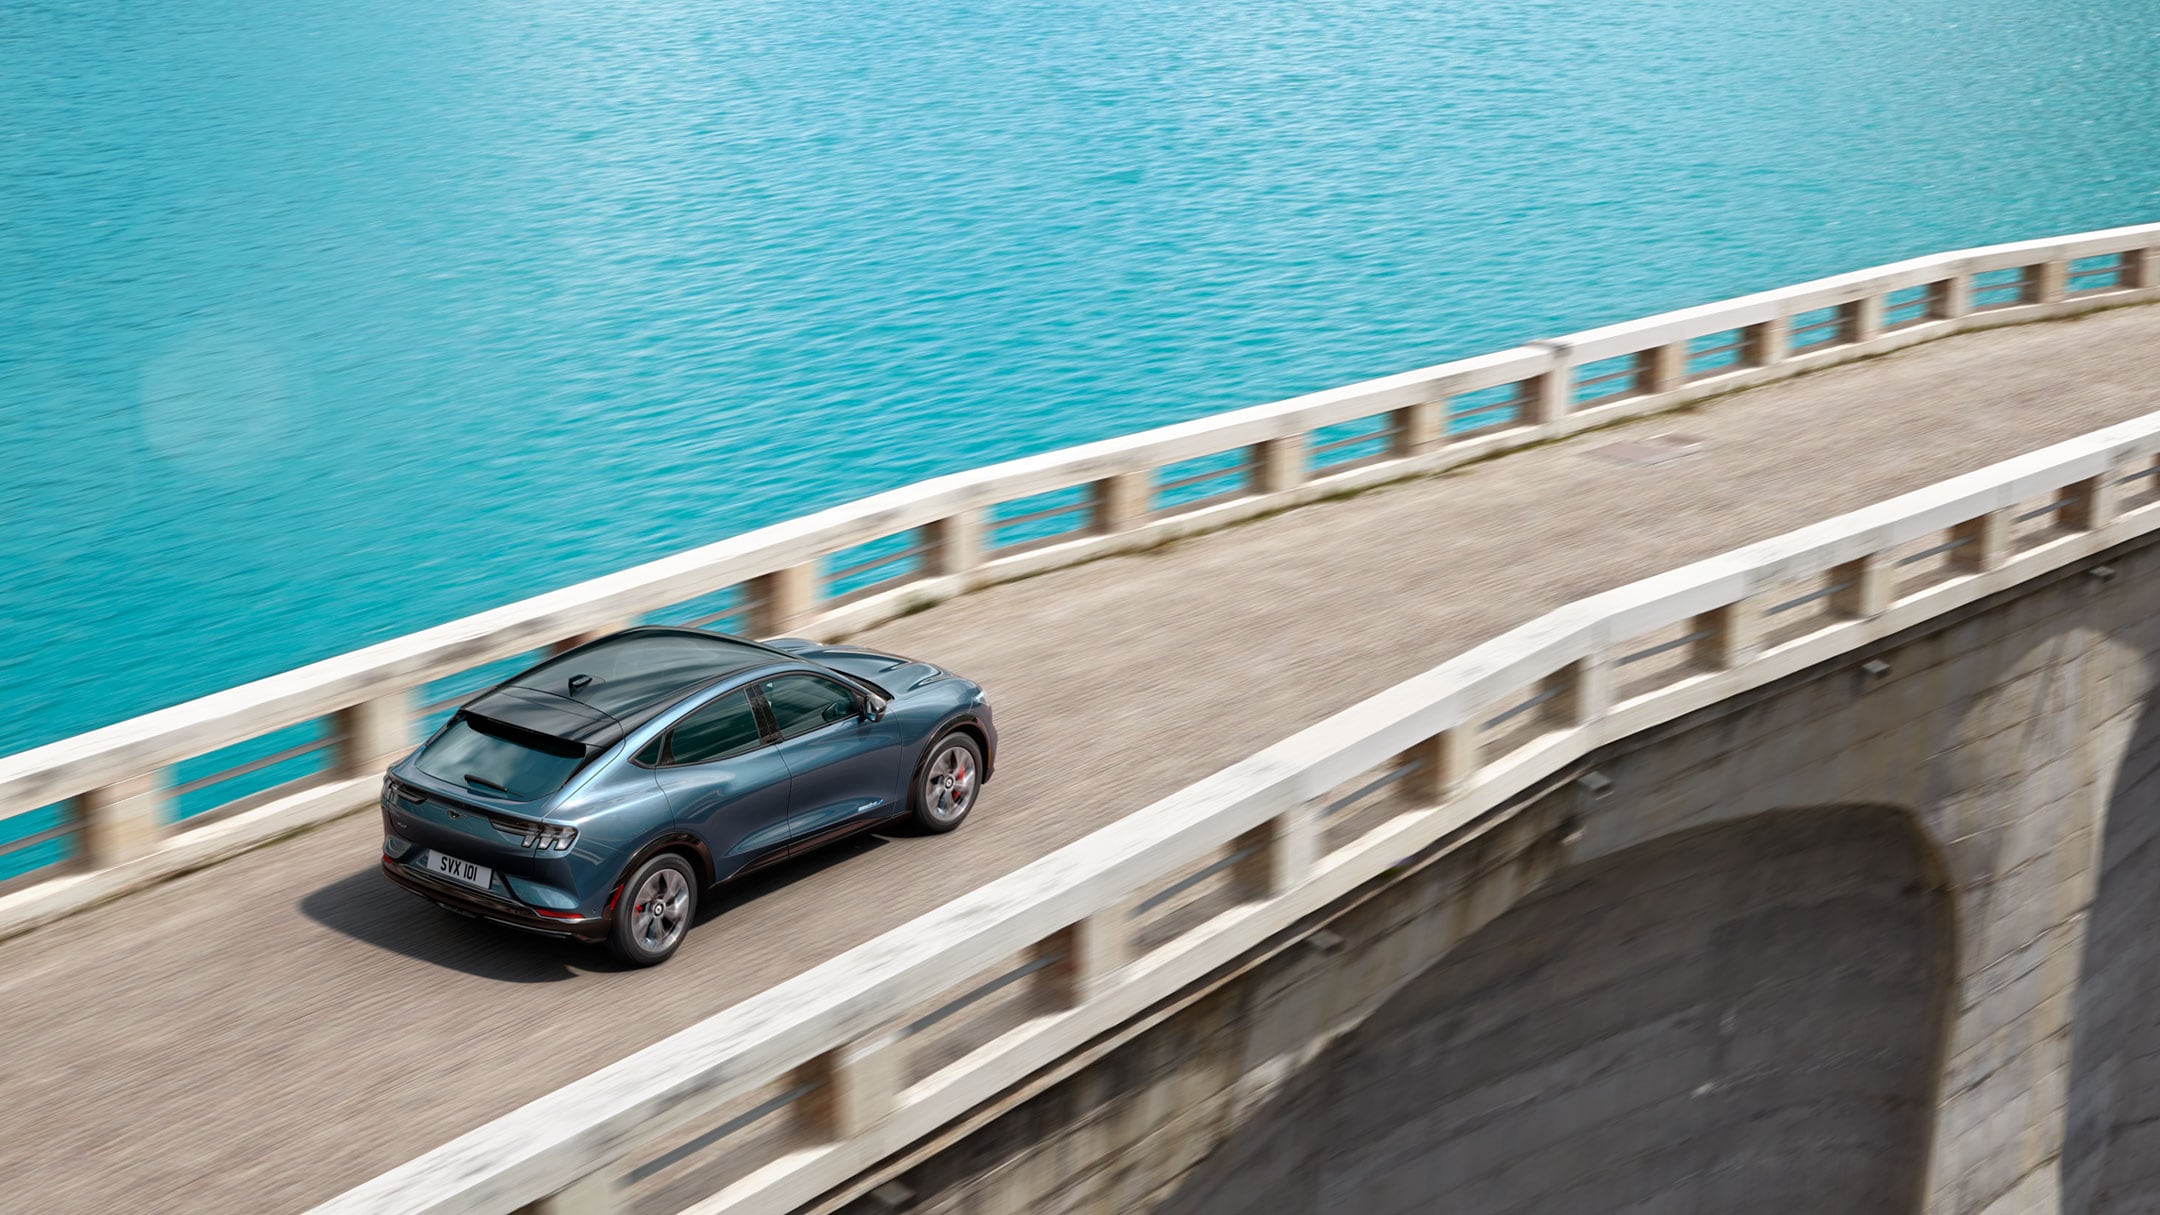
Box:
[381,855,610,943]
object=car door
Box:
[756,672,905,850]
[645,687,794,879]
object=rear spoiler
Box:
[453,686,638,769]
[455,709,594,760]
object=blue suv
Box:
[379,627,995,965]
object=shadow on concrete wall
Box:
[1157,806,1951,1215]
[2063,688,2160,1212]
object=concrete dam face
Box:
[2063,685,2160,1212]
[1159,806,1952,1214]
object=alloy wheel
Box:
[925,744,977,823]
[631,866,690,952]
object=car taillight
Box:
[518,823,578,851]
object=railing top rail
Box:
[317,408,2160,1215]
[0,340,1533,813]
[5,220,2155,817]
[1543,221,2160,364]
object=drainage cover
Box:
[1588,433,1706,467]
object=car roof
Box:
[461,627,795,749]
[511,627,782,709]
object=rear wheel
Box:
[912,731,983,833]
[608,854,697,966]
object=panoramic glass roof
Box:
[504,630,775,718]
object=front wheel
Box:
[608,853,698,966]
[912,731,983,834]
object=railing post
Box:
[1392,399,1443,457]
[1645,342,1689,395]
[2131,248,2160,291]
[1538,655,1611,727]
[1254,435,1305,495]
[749,563,820,636]
[1849,294,1885,344]
[1398,726,1478,804]
[519,1171,622,1215]
[1692,598,1762,670]
[1746,316,1788,368]
[1091,470,1152,534]
[927,509,982,577]
[1952,510,2011,573]
[1922,279,1952,323]
[2060,466,2123,531]
[2034,259,2069,305]
[793,1030,901,1142]
[75,773,169,867]
[1941,272,1973,320]
[1230,802,1317,900]
[1530,367,1571,427]
[1831,553,1892,619]
[336,691,414,778]
[1034,911,1126,1009]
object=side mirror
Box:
[864,695,888,722]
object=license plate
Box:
[426,851,492,891]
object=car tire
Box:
[911,730,984,834]
[608,853,698,967]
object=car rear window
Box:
[415,714,588,801]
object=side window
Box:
[665,690,765,765]
[762,674,858,741]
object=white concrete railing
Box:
[2,222,2157,939]
[316,411,2160,1215]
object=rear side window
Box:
[415,716,586,801]
[762,674,858,741]
[666,690,765,765]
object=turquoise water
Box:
[3,0,2158,765]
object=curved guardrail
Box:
[315,406,2160,1215]
[0,222,2154,946]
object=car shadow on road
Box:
[298,831,903,981]
[298,868,596,981]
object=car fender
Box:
[924,710,996,782]
[612,829,719,900]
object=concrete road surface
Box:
[4,303,2159,1212]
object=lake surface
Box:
[4,0,2158,759]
